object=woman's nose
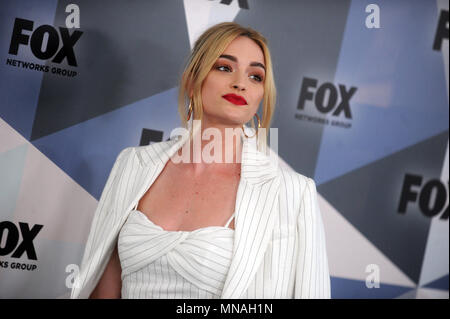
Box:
[230,70,246,91]
[231,77,246,91]
[232,84,245,91]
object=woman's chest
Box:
[136,162,240,231]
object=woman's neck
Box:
[175,119,243,176]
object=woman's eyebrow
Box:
[219,54,266,72]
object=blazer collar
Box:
[137,124,279,185]
[128,125,280,298]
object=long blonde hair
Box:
[177,22,277,141]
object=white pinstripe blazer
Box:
[70,129,331,299]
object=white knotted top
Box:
[118,209,235,299]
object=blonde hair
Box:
[177,22,277,141]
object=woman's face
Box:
[200,36,266,127]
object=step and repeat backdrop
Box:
[0,0,448,298]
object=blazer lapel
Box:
[221,130,280,298]
[127,126,280,299]
[117,132,190,219]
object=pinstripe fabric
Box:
[70,126,331,299]
[118,209,234,298]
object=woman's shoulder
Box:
[277,162,316,192]
[275,165,320,220]
[115,138,179,167]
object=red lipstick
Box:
[222,93,247,105]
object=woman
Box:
[71,22,330,299]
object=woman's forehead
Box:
[221,37,265,64]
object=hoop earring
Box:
[242,113,261,138]
[186,100,193,121]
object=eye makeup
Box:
[214,62,265,83]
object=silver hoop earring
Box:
[242,113,261,138]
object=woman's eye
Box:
[217,65,231,72]
[216,65,263,83]
[250,74,263,82]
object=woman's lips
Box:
[222,94,247,105]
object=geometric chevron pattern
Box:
[0,0,448,298]
[319,131,448,285]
